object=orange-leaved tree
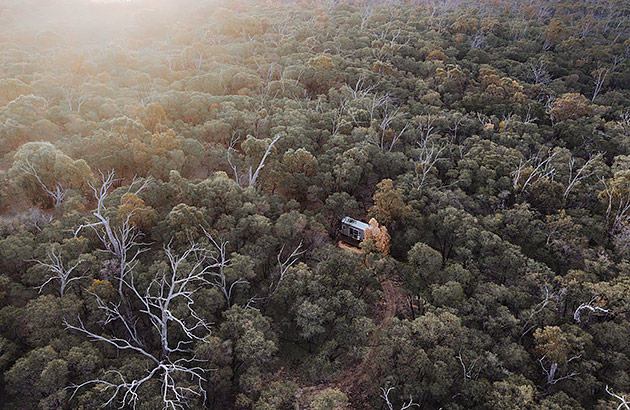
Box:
[362,218,391,255]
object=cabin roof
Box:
[341,216,371,231]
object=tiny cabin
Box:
[340,216,371,241]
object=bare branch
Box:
[66,242,214,409]
[470,30,486,50]
[564,153,602,198]
[380,386,420,410]
[359,93,409,152]
[512,149,557,193]
[530,58,551,85]
[74,170,151,297]
[414,116,446,190]
[520,286,564,338]
[343,75,377,100]
[456,348,481,381]
[227,133,242,186]
[228,135,281,187]
[574,297,611,325]
[248,135,281,186]
[618,111,630,136]
[33,247,87,296]
[360,3,374,32]
[606,385,630,410]
[538,356,580,388]
[330,96,350,136]
[18,157,69,210]
[600,176,630,234]
[200,226,251,308]
[268,241,304,300]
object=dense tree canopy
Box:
[1,0,630,408]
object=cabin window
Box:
[349,228,360,239]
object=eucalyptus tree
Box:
[73,170,151,297]
[9,142,93,210]
[66,241,227,409]
[33,247,86,297]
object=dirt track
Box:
[335,274,409,408]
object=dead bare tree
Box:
[359,2,375,32]
[350,92,389,127]
[606,385,630,410]
[470,30,486,50]
[534,1,553,24]
[520,286,564,338]
[456,349,481,381]
[372,24,410,62]
[0,209,52,233]
[618,111,630,136]
[17,157,69,210]
[268,241,304,299]
[380,386,420,410]
[73,170,151,297]
[378,121,410,152]
[343,75,377,100]
[524,105,539,124]
[199,227,252,309]
[133,79,159,107]
[358,94,410,152]
[538,355,580,390]
[573,297,610,325]
[60,82,89,113]
[476,112,491,127]
[227,135,281,187]
[608,17,628,46]
[33,248,86,296]
[65,242,215,409]
[264,14,298,48]
[592,65,609,102]
[330,96,350,136]
[498,110,512,131]
[575,14,595,39]
[414,134,446,190]
[592,56,625,102]
[424,0,452,32]
[446,115,467,158]
[508,19,526,41]
[564,153,602,198]
[181,45,204,72]
[600,176,630,234]
[252,61,282,114]
[324,0,342,13]
[277,66,304,96]
[227,133,243,185]
[530,58,551,85]
[543,95,557,120]
[416,113,435,142]
[512,150,558,193]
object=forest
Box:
[0,0,629,408]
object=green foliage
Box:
[1,0,629,408]
[309,388,349,410]
[9,141,93,207]
[253,381,298,410]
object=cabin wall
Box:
[341,223,365,240]
[358,229,365,240]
